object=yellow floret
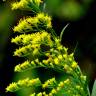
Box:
[58,55,63,60]
[71,61,77,68]
[54,58,59,65]
[51,88,57,94]
[64,79,70,84]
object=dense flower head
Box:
[14,60,36,72]
[10,33,88,95]
[6,78,41,92]
[42,78,56,89]
[12,31,53,46]
[12,31,53,58]
[14,44,33,57]
[13,13,52,33]
[11,0,42,11]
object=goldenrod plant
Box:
[6,0,94,96]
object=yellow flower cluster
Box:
[14,60,36,72]
[29,77,82,96]
[49,88,57,96]
[42,78,56,89]
[6,0,88,95]
[80,75,86,81]
[12,34,86,95]
[40,45,78,74]
[14,58,45,72]
[13,13,52,33]
[76,85,83,91]
[12,31,52,46]
[6,78,41,92]
[48,79,70,96]
[80,75,87,84]
[71,61,78,68]
[30,92,48,96]
[42,53,64,68]
[13,31,53,58]
[6,82,19,92]
[11,0,42,10]
[30,93,36,96]
[53,54,64,65]
[53,57,59,65]
[11,34,26,44]
[36,13,52,28]
[58,79,70,88]
[14,44,33,57]
[63,64,73,73]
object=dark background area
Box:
[0,0,96,95]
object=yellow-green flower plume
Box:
[11,0,42,12]
[11,31,53,46]
[42,78,56,89]
[6,0,89,95]
[6,78,41,92]
[13,13,52,33]
[12,31,53,58]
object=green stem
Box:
[49,28,58,40]
[60,23,69,42]
[87,86,90,96]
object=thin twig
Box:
[60,23,70,41]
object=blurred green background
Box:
[0,0,96,95]
[45,0,93,20]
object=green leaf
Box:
[60,23,69,42]
[91,80,96,96]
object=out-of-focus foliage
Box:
[0,3,14,67]
[45,0,94,20]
